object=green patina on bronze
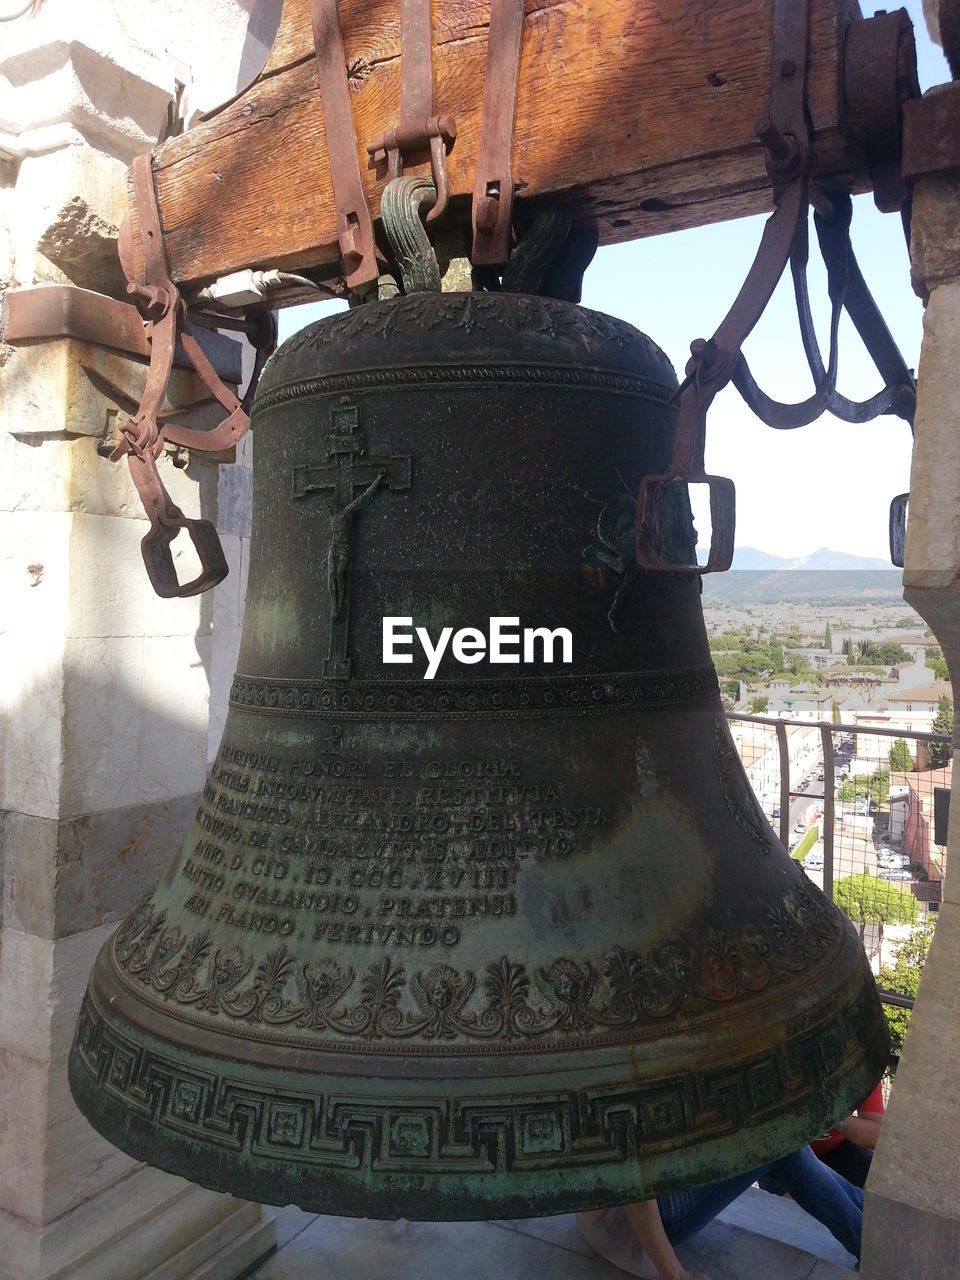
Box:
[69,292,888,1220]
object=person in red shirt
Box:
[811,1082,885,1187]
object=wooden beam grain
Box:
[129,0,863,295]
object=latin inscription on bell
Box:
[180,732,612,950]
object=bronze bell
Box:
[69,291,888,1220]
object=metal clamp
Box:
[366,0,456,224]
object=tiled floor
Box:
[249,1188,856,1280]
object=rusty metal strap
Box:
[310,0,379,289]
[113,154,264,597]
[635,0,811,576]
[731,195,916,430]
[471,0,526,267]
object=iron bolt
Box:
[754,116,796,169]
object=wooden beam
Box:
[129,0,863,295]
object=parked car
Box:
[879,867,913,881]
[772,806,780,818]
[878,850,909,868]
[794,822,806,835]
[803,851,824,870]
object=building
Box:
[902,762,953,881]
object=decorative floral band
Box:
[228,667,721,719]
[108,873,844,1054]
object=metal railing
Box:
[727,713,951,1023]
[727,714,950,894]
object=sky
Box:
[277,0,950,562]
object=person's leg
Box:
[771,1146,863,1260]
[822,1139,873,1189]
[657,1165,768,1246]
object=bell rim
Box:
[69,932,889,1219]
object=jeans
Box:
[657,1145,863,1262]
[820,1138,873,1188]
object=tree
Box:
[769,642,785,674]
[838,769,890,810]
[878,923,935,1053]
[824,620,833,651]
[750,695,768,714]
[788,652,811,676]
[835,873,919,931]
[929,696,954,769]
[832,703,842,725]
[888,738,913,773]
[926,647,948,680]
[857,640,909,666]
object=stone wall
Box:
[0,2,269,1275]
[861,8,960,1275]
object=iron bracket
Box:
[471,0,526,267]
[1,284,240,380]
[843,8,919,213]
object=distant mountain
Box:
[696,548,902,602]
[731,546,893,571]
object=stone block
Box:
[911,170,960,298]
[0,429,220,526]
[66,512,207,639]
[1,799,193,937]
[0,626,65,819]
[0,1046,47,1224]
[216,461,253,538]
[119,0,258,117]
[239,535,251,606]
[44,1058,138,1223]
[6,147,130,293]
[0,1164,274,1280]
[60,634,143,816]
[862,900,960,1276]
[1,334,236,447]
[0,811,59,940]
[0,19,173,166]
[0,925,136,1220]
[44,1052,139,1222]
[137,635,211,803]
[0,511,72,815]
[904,283,960,588]
[70,797,189,938]
[0,927,55,1063]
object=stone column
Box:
[860,30,960,1280]
[0,2,273,1276]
